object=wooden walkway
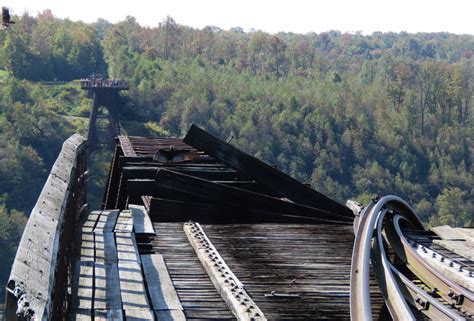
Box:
[69,207,185,320]
[71,213,387,320]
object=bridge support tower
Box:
[80,77,129,152]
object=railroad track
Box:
[351,195,474,321]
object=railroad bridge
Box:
[80,77,129,153]
[3,125,474,320]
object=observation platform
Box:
[80,79,129,91]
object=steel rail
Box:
[351,195,473,320]
[411,241,474,292]
[371,209,415,320]
[387,215,474,316]
[389,264,466,320]
[377,211,466,320]
[350,195,421,321]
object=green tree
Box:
[430,187,469,227]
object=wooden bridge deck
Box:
[69,210,388,320]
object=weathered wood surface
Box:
[116,231,151,315]
[94,210,120,233]
[152,223,236,320]
[154,310,186,321]
[141,254,182,311]
[431,225,466,241]
[200,223,385,320]
[457,228,474,243]
[94,310,123,320]
[124,308,154,320]
[130,204,155,235]
[114,210,134,233]
[118,260,151,312]
[6,134,86,321]
[70,211,100,314]
[69,309,91,320]
[116,232,141,263]
[94,232,122,311]
[184,222,266,320]
[71,261,94,311]
[433,240,474,261]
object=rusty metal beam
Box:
[183,125,353,218]
[147,197,341,224]
[155,169,353,224]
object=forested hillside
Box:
[0,11,473,297]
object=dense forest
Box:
[0,11,473,297]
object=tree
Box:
[160,16,181,59]
[386,62,413,111]
[431,187,469,227]
[2,29,37,80]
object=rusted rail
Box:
[4,134,87,321]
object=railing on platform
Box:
[80,79,128,90]
[4,134,88,321]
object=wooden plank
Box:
[455,228,474,243]
[118,261,150,310]
[71,261,94,310]
[94,232,122,311]
[79,230,95,262]
[124,309,154,320]
[119,156,154,167]
[116,232,141,263]
[154,309,186,321]
[130,205,155,235]
[141,254,182,311]
[115,231,151,315]
[69,309,91,320]
[94,210,120,233]
[183,124,353,217]
[434,240,474,260]
[94,310,123,320]
[114,210,134,233]
[190,223,386,320]
[103,146,122,210]
[431,225,465,241]
[82,211,101,233]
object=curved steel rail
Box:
[351,195,471,320]
[387,215,474,316]
[350,195,422,320]
[389,264,466,320]
[371,209,415,320]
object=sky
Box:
[4,0,474,35]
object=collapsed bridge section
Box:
[5,124,474,320]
